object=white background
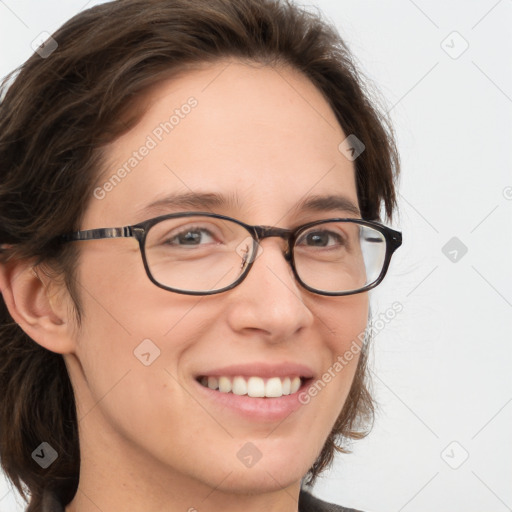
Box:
[1,1,511,511]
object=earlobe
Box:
[0,258,76,354]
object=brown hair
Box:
[0,0,400,509]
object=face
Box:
[64,60,368,502]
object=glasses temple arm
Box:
[61,226,134,242]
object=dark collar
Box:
[299,489,363,512]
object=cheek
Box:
[71,249,209,417]
[75,243,207,341]
[70,281,212,458]
[300,294,369,426]
[316,293,369,353]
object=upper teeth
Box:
[200,376,302,398]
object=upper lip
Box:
[195,362,315,379]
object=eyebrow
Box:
[292,194,361,217]
[138,191,361,218]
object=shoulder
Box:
[299,489,365,512]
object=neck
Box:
[64,412,302,512]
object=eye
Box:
[296,229,346,248]
[164,226,218,246]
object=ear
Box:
[0,257,76,354]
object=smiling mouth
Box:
[197,375,305,398]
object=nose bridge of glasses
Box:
[251,225,294,259]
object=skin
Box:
[0,59,368,512]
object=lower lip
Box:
[194,378,312,421]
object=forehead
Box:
[87,59,358,227]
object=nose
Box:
[225,237,315,342]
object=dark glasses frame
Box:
[59,211,402,296]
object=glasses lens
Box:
[293,220,386,293]
[144,216,254,293]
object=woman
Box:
[0,0,402,511]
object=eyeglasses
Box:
[59,211,402,296]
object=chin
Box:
[217,465,306,495]
[212,441,314,493]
